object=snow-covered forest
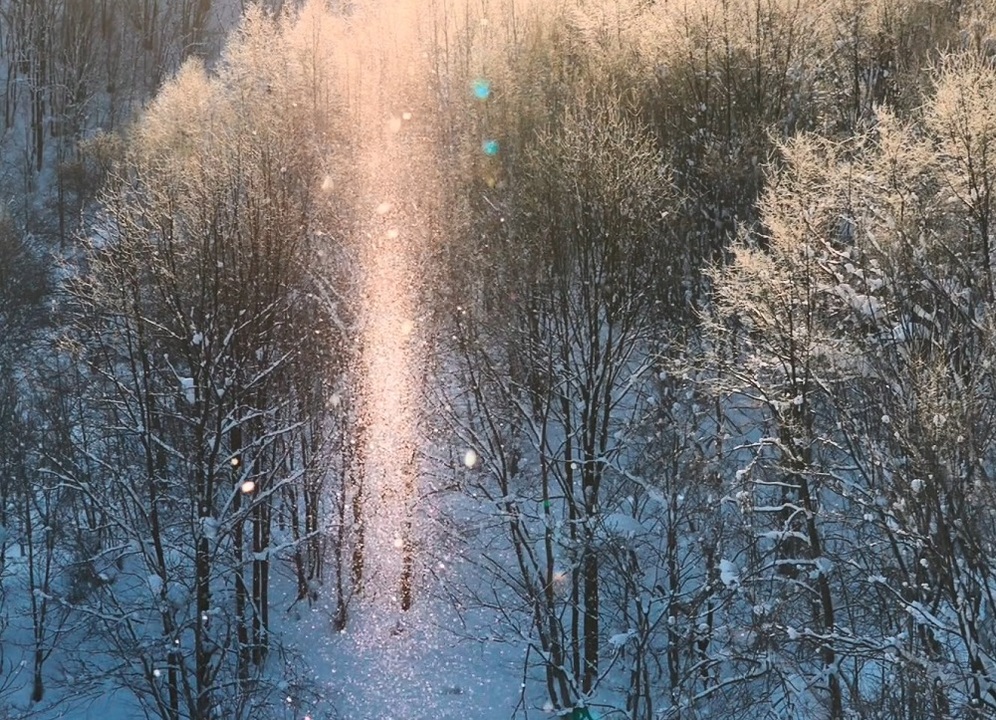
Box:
[3,0,996,718]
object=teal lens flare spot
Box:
[482,139,499,156]
[472,78,491,100]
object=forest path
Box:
[309,4,532,717]
[321,3,471,718]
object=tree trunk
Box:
[351,441,366,595]
[195,526,211,717]
[32,31,46,172]
[251,494,269,666]
[194,422,213,718]
[399,451,416,610]
[582,549,599,695]
[230,426,249,683]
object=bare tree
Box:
[58,8,353,717]
[439,90,679,715]
[699,50,996,714]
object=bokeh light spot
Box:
[472,78,491,100]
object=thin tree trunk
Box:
[231,426,249,683]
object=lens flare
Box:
[472,78,491,100]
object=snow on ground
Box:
[2,518,528,719]
[300,586,524,720]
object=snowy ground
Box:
[305,585,525,720]
[0,525,529,720]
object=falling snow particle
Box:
[240,480,256,494]
[386,227,400,239]
[376,202,392,215]
[482,139,499,156]
[463,449,478,468]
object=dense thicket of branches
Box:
[3,0,996,718]
[429,0,996,717]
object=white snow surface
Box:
[719,558,740,589]
[3,538,527,719]
[180,376,196,405]
[308,593,523,720]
